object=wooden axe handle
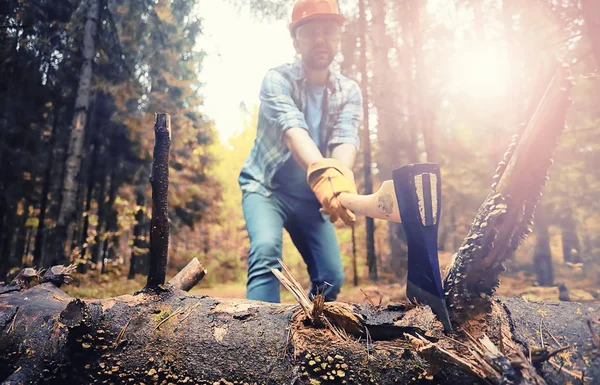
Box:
[338,180,401,223]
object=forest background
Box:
[1,0,599,304]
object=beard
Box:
[304,45,334,70]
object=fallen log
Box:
[0,279,598,384]
[3,64,596,384]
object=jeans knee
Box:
[248,239,281,276]
[250,239,281,260]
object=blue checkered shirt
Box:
[239,60,363,197]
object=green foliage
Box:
[0,0,219,276]
[3,0,600,296]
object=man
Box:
[238,0,363,303]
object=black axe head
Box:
[393,163,452,331]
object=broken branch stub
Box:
[145,112,171,290]
[168,257,207,291]
[443,64,572,323]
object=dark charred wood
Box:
[444,65,572,322]
[146,113,171,291]
[39,264,76,287]
[9,267,38,289]
[1,282,598,385]
[168,258,206,292]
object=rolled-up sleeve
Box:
[328,81,362,150]
[259,69,308,137]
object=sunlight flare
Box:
[447,43,510,98]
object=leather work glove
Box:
[307,158,357,225]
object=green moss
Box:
[153,310,170,323]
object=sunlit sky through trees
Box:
[195,1,295,141]
[194,0,523,143]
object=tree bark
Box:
[560,208,581,264]
[408,0,437,163]
[358,0,377,282]
[11,201,30,270]
[100,153,122,274]
[33,104,61,268]
[128,180,147,280]
[137,223,151,275]
[52,0,100,265]
[167,257,206,291]
[444,65,571,322]
[146,113,171,290]
[1,279,598,385]
[582,0,600,70]
[78,98,100,266]
[533,203,553,286]
[0,221,14,280]
[368,0,408,279]
[90,165,107,268]
[351,225,358,286]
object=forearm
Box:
[331,143,357,169]
[283,127,323,170]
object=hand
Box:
[307,158,357,225]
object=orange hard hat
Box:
[289,0,345,33]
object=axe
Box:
[339,163,453,331]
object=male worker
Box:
[238,0,363,303]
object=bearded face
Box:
[293,19,341,71]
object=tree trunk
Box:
[103,155,122,271]
[146,113,171,289]
[90,165,107,268]
[33,105,61,268]
[100,235,109,274]
[23,228,32,264]
[387,223,408,279]
[582,0,600,69]
[1,279,598,385]
[136,223,151,275]
[351,225,358,286]
[444,65,570,322]
[560,208,581,264]
[52,0,100,265]
[409,0,437,163]
[69,151,88,259]
[368,0,407,279]
[78,99,100,267]
[100,171,120,276]
[0,217,14,280]
[128,183,147,280]
[358,0,377,282]
[98,160,119,274]
[533,203,553,287]
[11,202,30,270]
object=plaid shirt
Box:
[239,60,363,197]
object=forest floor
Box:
[63,250,600,305]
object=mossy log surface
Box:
[1,282,598,385]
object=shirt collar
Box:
[292,59,340,92]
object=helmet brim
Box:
[289,13,345,34]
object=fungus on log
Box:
[1,277,599,384]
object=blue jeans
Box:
[242,191,345,303]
